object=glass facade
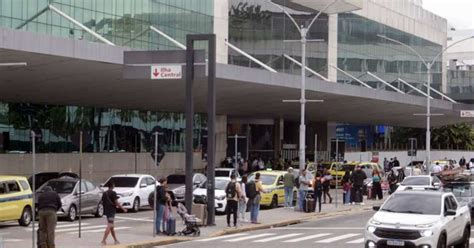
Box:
[338,13,443,91]
[0,102,206,153]
[0,0,213,50]
[447,69,474,96]
[228,0,328,76]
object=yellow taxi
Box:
[248,170,294,209]
[328,161,359,187]
[0,176,33,226]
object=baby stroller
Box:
[176,203,201,236]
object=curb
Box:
[109,237,192,248]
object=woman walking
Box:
[371,169,383,200]
[322,169,332,204]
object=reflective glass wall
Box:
[0,0,213,50]
[228,0,328,76]
[338,13,443,91]
[0,102,206,153]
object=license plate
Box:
[387,240,405,246]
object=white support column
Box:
[327,14,339,82]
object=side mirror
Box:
[445,209,456,216]
[433,182,440,187]
[75,191,85,195]
[140,183,147,188]
[373,206,381,211]
[278,180,284,185]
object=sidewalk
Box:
[113,194,384,248]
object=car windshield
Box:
[199,179,229,190]
[167,175,186,184]
[42,180,76,194]
[248,174,277,185]
[381,193,441,215]
[215,171,230,177]
[107,177,138,188]
[401,177,430,186]
[443,184,474,197]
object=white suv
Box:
[365,190,470,248]
[102,174,156,212]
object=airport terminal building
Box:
[0,0,471,182]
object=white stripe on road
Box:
[346,238,364,244]
[283,233,331,243]
[115,216,154,222]
[225,233,275,242]
[197,233,248,242]
[316,233,360,243]
[253,233,303,242]
[470,238,474,244]
[55,225,107,233]
[28,222,91,230]
[3,239,23,242]
[68,227,131,234]
[277,227,364,230]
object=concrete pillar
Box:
[327,14,339,82]
[213,0,229,64]
[215,115,228,164]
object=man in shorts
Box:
[101,181,127,245]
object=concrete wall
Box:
[0,152,205,185]
[345,150,474,168]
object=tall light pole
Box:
[377,34,474,173]
[269,0,341,171]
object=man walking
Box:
[37,186,61,248]
[101,181,127,245]
[283,167,295,208]
[225,174,241,228]
[298,169,311,211]
[350,165,367,205]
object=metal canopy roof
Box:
[0,27,472,128]
[271,0,363,14]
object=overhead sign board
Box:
[460,110,474,118]
[151,65,182,80]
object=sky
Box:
[423,0,474,29]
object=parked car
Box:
[214,168,240,179]
[28,172,79,191]
[36,177,103,221]
[193,177,230,213]
[442,181,474,222]
[0,176,33,226]
[102,174,156,212]
[358,162,384,177]
[366,190,470,248]
[248,170,292,208]
[396,175,441,192]
[167,173,206,203]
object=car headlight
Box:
[174,188,185,195]
[216,195,225,201]
[367,226,376,233]
[369,219,381,225]
[420,230,433,237]
[119,191,134,197]
[415,223,434,228]
[61,199,65,205]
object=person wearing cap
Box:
[37,185,62,248]
[283,167,295,208]
[350,165,367,205]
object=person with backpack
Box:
[313,173,324,212]
[238,175,248,222]
[283,167,295,208]
[155,178,168,235]
[225,174,241,228]
[101,182,127,246]
[37,186,61,248]
[247,173,264,224]
[350,165,367,205]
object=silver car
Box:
[36,178,104,221]
[167,173,206,202]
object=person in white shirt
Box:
[412,164,422,176]
[432,162,442,173]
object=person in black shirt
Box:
[155,178,168,235]
[101,181,127,246]
[38,186,62,248]
[350,166,367,204]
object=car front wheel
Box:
[437,233,447,248]
[270,195,278,209]
[67,205,77,222]
[94,202,104,217]
[454,227,470,248]
[18,206,32,226]
[131,197,140,212]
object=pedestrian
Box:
[162,188,172,234]
[154,178,168,235]
[350,165,367,205]
[393,157,400,168]
[460,156,466,167]
[313,173,324,212]
[322,169,332,204]
[343,179,352,205]
[371,169,383,200]
[387,169,399,194]
[413,164,422,176]
[242,159,248,175]
[101,181,127,245]
[298,169,312,211]
[258,158,265,170]
[248,172,264,224]
[37,186,61,248]
[238,175,248,222]
[383,158,389,172]
[225,174,241,228]
[283,167,295,208]
[432,162,442,173]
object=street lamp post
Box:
[269,0,340,171]
[377,34,474,173]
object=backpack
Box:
[245,181,257,199]
[314,179,323,192]
[294,176,300,189]
[226,182,236,198]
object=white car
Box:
[365,190,471,248]
[102,174,156,212]
[396,175,441,192]
[193,177,230,213]
[215,168,240,179]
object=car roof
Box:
[48,177,79,182]
[404,175,431,178]
[251,170,286,176]
[0,175,28,181]
[394,190,447,196]
[110,174,152,178]
[215,168,235,171]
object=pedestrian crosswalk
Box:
[197,232,365,244]
[24,220,130,235]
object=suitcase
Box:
[303,193,316,213]
[166,216,176,235]
[191,203,207,226]
[366,186,373,200]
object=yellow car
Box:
[328,161,359,187]
[0,176,33,226]
[248,170,296,209]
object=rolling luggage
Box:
[303,193,316,213]
[166,215,176,235]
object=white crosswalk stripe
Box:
[24,221,129,235]
[253,233,303,242]
[346,238,364,244]
[470,237,474,244]
[283,233,331,243]
[197,233,248,242]
[68,227,131,234]
[225,233,275,242]
[315,233,361,243]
